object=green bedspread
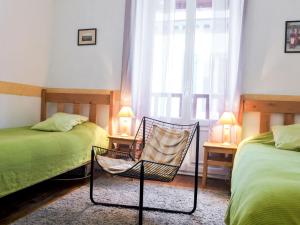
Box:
[225,133,300,225]
[0,122,108,198]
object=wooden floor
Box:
[0,172,229,225]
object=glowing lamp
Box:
[219,112,237,145]
[118,106,134,136]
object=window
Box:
[149,0,229,121]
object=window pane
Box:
[152,5,186,94]
[193,94,209,120]
[151,94,182,118]
[192,1,229,120]
[176,0,212,9]
[150,1,186,118]
[170,96,181,118]
[195,98,207,119]
[210,95,224,120]
[193,6,213,95]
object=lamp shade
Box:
[219,112,237,125]
[118,106,134,118]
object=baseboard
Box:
[178,170,228,180]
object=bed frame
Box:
[238,94,300,133]
[41,88,120,135]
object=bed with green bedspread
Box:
[225,132,300,225]
[0,122,108,198]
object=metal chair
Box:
[90,117,200,225]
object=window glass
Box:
[149,0,228,121]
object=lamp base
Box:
[119,117,131,137]
[222,125,231,146]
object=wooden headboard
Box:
[41,88,120,134]
[239,94,300,133]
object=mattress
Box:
[225,132,300,225]
[0,122,108,198]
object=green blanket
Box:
[225,132,300,225]
[0,122,108,198]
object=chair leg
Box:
[190,122,200,214]
[139,162,144,225]
[90,149,96,204]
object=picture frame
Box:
[78,28,97,46]
[285,21,300,53]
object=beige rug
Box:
[13,176,229,225]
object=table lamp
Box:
[219,112,237,145]
[118,106,134,136]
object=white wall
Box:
[47,0,125,90]
[0,0,54,128]
[241,0,300,137]
[0,0,54,86]
[0,0,125,128]
[0,95,41,128]
[242,0,300,95]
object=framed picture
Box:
[285,21,300,53]
[78,28,97,46]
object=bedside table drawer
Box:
[207,160,233,167]
[108,135,142,160]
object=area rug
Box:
[13,176,229,225]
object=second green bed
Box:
[225,132,300,225]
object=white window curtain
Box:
[121,0,245,130]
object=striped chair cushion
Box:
[140,125,189,166]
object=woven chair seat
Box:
[96,155,135,174]
[94,148,179,182]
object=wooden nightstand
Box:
[201,142,237,188]
[108,135,142,159]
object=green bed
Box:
[225,133,300,225]
[0,122,108,198]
